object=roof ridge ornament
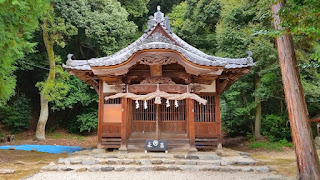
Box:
[66,54,73,66]
[247,51,254,64]
[154,5,164,23]
[147,6,172,33]
[143,32,174,44]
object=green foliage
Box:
[119,0,150,17]
[250,139,293,151]
[0,0,49,105]
[0,94,31,133]
[51,76,98,110]
[167,1,187,30]
[281,0,320,40]
[169,0,222,53]
[294,36,320,117]
[55,0,137,57]
[221,80,256,136]
[68,109,98,133]
[36,65,70,102]
[261,114,291,142]
[147,0,184,15]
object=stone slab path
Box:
[23,149,293,180]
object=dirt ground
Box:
[224,137,320,179]
[2,130,98,148]
[0,133,319,180]
[0,150,67,180]
[0,131,97,180]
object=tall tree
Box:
[0,0,49,105]
[254,75,262,139]
[271,0,320,179]
[35,5,77,140]
[34,0,138,136]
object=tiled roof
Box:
[63,6,254,71]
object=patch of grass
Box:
[67,134,76,139]
[76,136,85,141]
[66,134,85,141]
[250,139,293,151]
[47,132,86,141]
[48,133,63,139]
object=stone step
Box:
[55,156,261,167]
[129,132,188,139]
[127,143,191,150]
[41,164,271,173]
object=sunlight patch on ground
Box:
[0,149,67,180]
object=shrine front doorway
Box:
[132,99,187,135]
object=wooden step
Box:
[101,145,121,148]
[195,137,218,149]
[101,137,121,148]
[102,138,121,142]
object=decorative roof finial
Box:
[66,54,74,66]
[154,6,164,23]
[247,51,254,63]
[146,6,171,32]
[67,54,74,60]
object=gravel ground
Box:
[25,171,293,180]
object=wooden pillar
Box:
[187,99,197,151]
[271,1,320,178]
[126,99,132,139]
[120,97,127,151]
[97,80,103,149]
[216,80,222,150]
[155,104,160,140]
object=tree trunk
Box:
[271,1,320,179]
[35,19,55,141]
[36,93,49,140]
[254,75,262,139]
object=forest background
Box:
[0,0,319,143]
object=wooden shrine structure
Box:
[64,6,254,151]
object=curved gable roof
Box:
[64,6,254,71]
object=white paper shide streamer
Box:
[105,84,207,106]
[135,100,139,109]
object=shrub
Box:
[261,114,292,142]
[68,109,98,133]
[0,94,31,133]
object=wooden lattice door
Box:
[160,99,186,133]
[132,99,156,132]
[132,99,186,133]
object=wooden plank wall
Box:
[194,95,220,138]
[101,98,122,137]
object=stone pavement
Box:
[24,149,293,180]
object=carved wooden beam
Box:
[128,84,189,94]
[218,79,229,94]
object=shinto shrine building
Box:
[64,6,254,151]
